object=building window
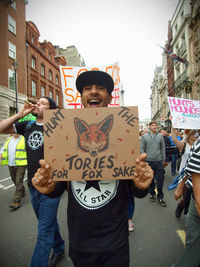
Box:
[181,10,184,18]
[49,70,52,81]
[32,80,36,96]
[56,75,59,85]
[41,85,45,97]
[31,57,36,69]
[31,35,34,44]
[8,15,16,34]
[49,53,51,60]
[11,0,16,9]
[56,94,59,106]
[196,53,200,73]
[8,42,16,59]
[194,26,199,45]
[49,90,53,98]
[8,69,15,90]
[41,64,45,76]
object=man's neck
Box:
[36,118,43,124]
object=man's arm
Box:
[0,102,35,134]
[174,176,187,200]
[192,172,200,217]
[161,136,166,162]
[171,126,184,153]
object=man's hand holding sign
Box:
[32,153,153,193]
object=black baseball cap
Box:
[43,96,57,109]
[76,70,114,95]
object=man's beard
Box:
[32,111,38,117]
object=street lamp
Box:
[12,61,19,113]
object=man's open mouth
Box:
[88,99,101,106]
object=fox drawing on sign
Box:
[74,115,114,157]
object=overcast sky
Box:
[26,0,179,120]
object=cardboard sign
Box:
[44,106,139,181]
[168,96,200,129]
[60,62,121,109]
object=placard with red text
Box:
[44,106,139,181]
[168,96,200,129]
[60,62,121,109]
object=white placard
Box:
[168,96,200,129]
[60,62,121,109]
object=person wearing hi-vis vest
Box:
[0,134,27,210]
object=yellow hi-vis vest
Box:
[1,136,27,166]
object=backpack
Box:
[25,120,36,131]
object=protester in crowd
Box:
[159,129,172,168]
[171,123,199,218]
[0,97,65,267]
[31,70,154,267]
[184,137,200,246]
[139,129,144,140]
[178,131,184,140]
[0,134,27,210]
[169,129,182,176]
[172,136,200,266]
[140,121,166,207]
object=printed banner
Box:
[168,96,200,129]
[60,62,121,108]
[44,106,139,181]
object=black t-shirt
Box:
[48,179,148,253]
[15,121,44,188]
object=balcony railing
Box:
[173,69,189,91]
[178,42,186,57]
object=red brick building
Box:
[0,0,27,118]
[26,21,66,107]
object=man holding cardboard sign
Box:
[32,70,153,267]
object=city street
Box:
[0,164,186,267]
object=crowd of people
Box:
[0,69,199,266]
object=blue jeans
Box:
[29,188,65,267]
[171,153,178,175]
[128,194,135,219]
[148,161,164,199]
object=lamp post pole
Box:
[12,61,19,113]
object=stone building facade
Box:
[151,0,200,130]
[189,0,200,99]
[170,0,193,99]
[54,45,85,67]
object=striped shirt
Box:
[185,137,200,188]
